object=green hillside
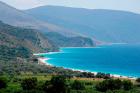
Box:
[46,32,95,47]
[0,21,57,61]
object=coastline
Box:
[38,57,52,66]
[37,57,137,80]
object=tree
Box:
[96,72,110,79]
[0,76,8,89]
[71,80,85,90]
[43,81,53,93]
[43,76,70,93]
[95,79,122,92]
[122,80,133,90]
[96,72,105,78]
[21,77,37,90]
[96,79,133,92]
[113,79,123,90]
[136,78,140,83]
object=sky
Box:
[0,0,140,14]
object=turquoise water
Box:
[42,44,140,77]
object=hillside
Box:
[0,1,81,36]
[0,20,95,61]
[25,6,140,43]
[0,21,57,61]
[46,32,95,47]
[0,1,95,47]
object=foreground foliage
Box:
[95,79,133,92]
[0,75,140,93]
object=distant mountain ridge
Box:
[25,5,140,43]
[0,1,95,48]
[0,1,81,37]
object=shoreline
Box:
[38,58,52,66]
[37,57,137,80]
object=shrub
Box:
[96,79,122,92]
[96,80,110,92]
[43,81,53,93]
[96,72,105,78]
[136,78,140,83]
[0,76,8,89]
[71,80,85,90]
[21,77,37,90]
[113,79,123,90]
[96,79,133,92]
[96,72,111,79]
[122,80,133,90]
[50,76,67,93]
[43,76,68,93]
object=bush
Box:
[0,76,8,89]
[96,79,133,92]
[71,80,85,90]
[51,76,67,93]
[136,78,140,83]
[113,79,123,89]
[79,72,95,78]
[96,72,111,79]
[21,77,37,90]
[96,79,111,92]
[122,80,133,90]
[43,81,53,93]
[43,75,68,93]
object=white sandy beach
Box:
[33,53,48,56]
[38,58,52,66]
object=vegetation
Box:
[21,77,37,90]
[0,60,85,77]
[43,76,68,93]
[95,79,133,92]
[45,32,95,47]
[96,72,111,79]
[122,80,133,90]
[0,75,139,93]
[0,21,57,62]
[0,45,31,61]
[71,80,85,90]
[0,76,8,89]
[136,78,140,83]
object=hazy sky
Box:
[0,0,140,14]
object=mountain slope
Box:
[25,6,140,43]
[0,1,95,47]
[0,21,57,61]
[0,1,81,36]
[0,21,94,62]
[46,32,95,47]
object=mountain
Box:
[0,19,94,60]
[25,6,140,43]
[0,1,95,47]
[0,1,81,36]
[0,21,57,61]
[46,32,94,47]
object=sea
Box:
[40,44,140,77]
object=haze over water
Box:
[43,44,140,77]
